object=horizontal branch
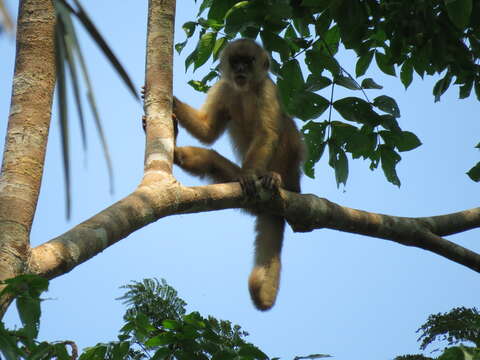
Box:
[278,192,480,272]
[29,180,480,279]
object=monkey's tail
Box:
[248,214,285,311]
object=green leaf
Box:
[302,121,328,178]
[16,295,41,340]
[260,30,291,61]
[224,1,254,33]
[321,25,340,55]
[212,37,227,60]
[361,78,383,89]
[331,121,358,144]
[444,0,472,29]
[375,51,396,76]
[175,40,188,54]
[333,97,380,125]
[277,59,305,113]
[146,333,177,347]
[474,79,480,101]
[314,11,332,38]
[433,72,453,102]
[208,0,237,21]
[185,49,198,71]
[355,50,374,77]
[305,49,341,77]
[305,74,332,91]
[292,92,330,121]
[328,143,349,187]
[346,131,377,159]
[396,131,422,152]
[197,0,213,16]
[373,95,401,118]
[241,25,260,39]
[380,131,421,152]
[152,348,173,360]
[379,115,401,132]
[195,32,217,69]
[302,0,335,7]
[467,162,480,182]
[379,145,401,186]
[54,343,72,360]
[28,342,52,360]
[335,75,361,90]
[188,80,210,93]
[0,325,21,360]
[400,59,414,89]
[238,344,269,360]
[459,78,473,99]
[163,319,180,330]
[182,21,197,38]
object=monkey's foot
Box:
[240,171,282,197]
[260,171,282,190]
[239,172,259,197]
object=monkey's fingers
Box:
[141,85,145,100]
[142,115,146,132]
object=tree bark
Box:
[0,0,56,315]
[142,0,176,183]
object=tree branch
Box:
[29,182,480,279]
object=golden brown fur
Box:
[173,39,303,310]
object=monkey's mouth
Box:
[234,75,247,86]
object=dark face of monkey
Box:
[220,39,270,89]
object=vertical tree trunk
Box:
[0,0,56,316]
[142,0,176,184]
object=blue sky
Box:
[0,2,479,359]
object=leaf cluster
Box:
[396,307,480,360]
[0,276,272,360]
[110,278,267,360]
[175,0,442,186]
[0,275,75,360]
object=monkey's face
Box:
[229,55,256,87]
[220,39,270,90]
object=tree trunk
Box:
[0,0,56,316]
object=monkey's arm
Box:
[174,82,229,144]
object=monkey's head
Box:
[220,39,270,90]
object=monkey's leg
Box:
[248,214,285,311]
[174,146,241,183]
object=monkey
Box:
[173,39,304,311]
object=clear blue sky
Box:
[0,2,479,359]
